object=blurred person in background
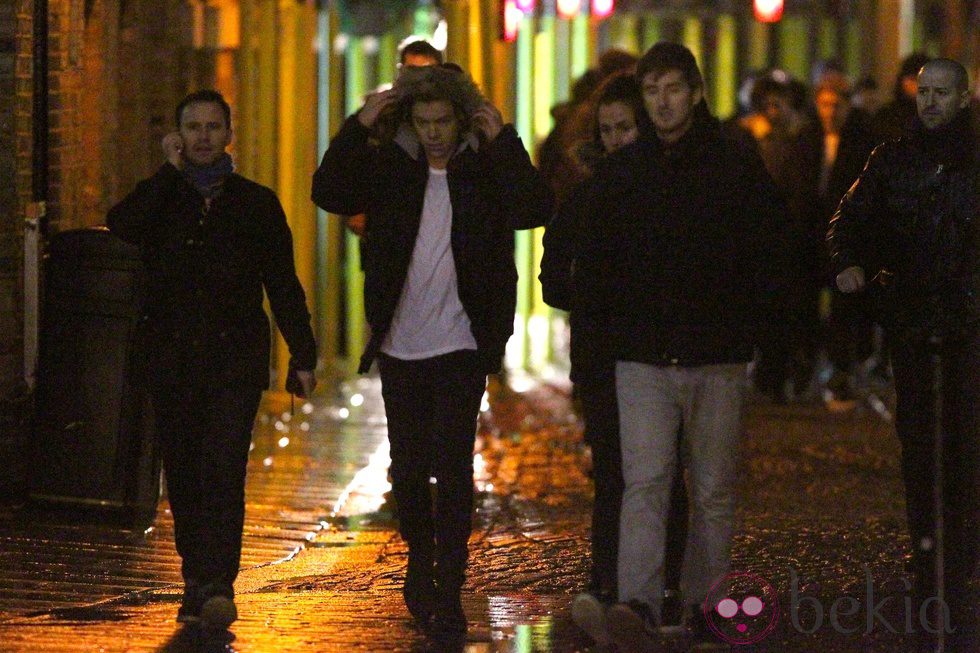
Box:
[815,76,880,405]
[874,52,932,144]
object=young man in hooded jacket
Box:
[312,65,552,640]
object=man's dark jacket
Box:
[827,110,979,340]
[568,108,787,368]
[107,163,317,389]
[311,116,554,374]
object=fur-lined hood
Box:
[380,65,487,161]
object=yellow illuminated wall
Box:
[238,0,889,375]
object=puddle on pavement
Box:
[486,596,562,653]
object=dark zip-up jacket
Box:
[572,110,787,367]
[107,163,317,389]
[312,116,553,374]
[827,111,978,340]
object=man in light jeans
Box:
[616,362,748,638]
[577,42,785,650]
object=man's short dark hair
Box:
[922,58,970,93]
[398,39,443,66]
[175,89,232,129]
[900,52,931,80]
[750,76,791,112]
[636,42,703,91]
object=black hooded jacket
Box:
[564,106,787,368]
[828,110,979,339]
[312,116,553,374]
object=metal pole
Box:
[928,333,946,653]
[24,0,49,390]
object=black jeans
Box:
[378,351,486,593]
[153,384,262,595]
[578,365,688,601]
[890,328,980,635]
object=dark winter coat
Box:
[564,109,787,368]
[107,163,317,389]
[540,167,615,382]
[311,116,554,374]
[827,111,979,340]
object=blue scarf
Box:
[184,153,234,199]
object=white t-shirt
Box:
[380,168,478,359]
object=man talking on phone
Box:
[107,89,317,631]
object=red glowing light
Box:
[753,0,783,22]
[501,0,523,42]
[591,0,614,19]
[515,0,537,13]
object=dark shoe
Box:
[659,589,685,636]
[689,608,731,651]
[571,592,610,645]
[176,582,202,625]
[824,371,858,411]
[404,557,436,628]
[607,600,659,653]
[199,585,237,630]
[432,590,467,638]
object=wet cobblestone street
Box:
[0,373,974,652]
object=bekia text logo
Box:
[703,572,780,645]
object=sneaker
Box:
[607,600,659,653]
[200,594,238,630]
[176,583,202,624]
[659,589,685,636]
[571,592,610,645]
[689,608,731,651]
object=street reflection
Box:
[488,596,556,652]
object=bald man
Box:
[828,58,978,650]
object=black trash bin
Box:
[30,227,160,527]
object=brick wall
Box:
[0,0,197,497]
[0,0,33,496]
[44,0,194,234]
[45,0,115,232]
[116,0,195,195]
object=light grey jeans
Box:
[615,360,748,615]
